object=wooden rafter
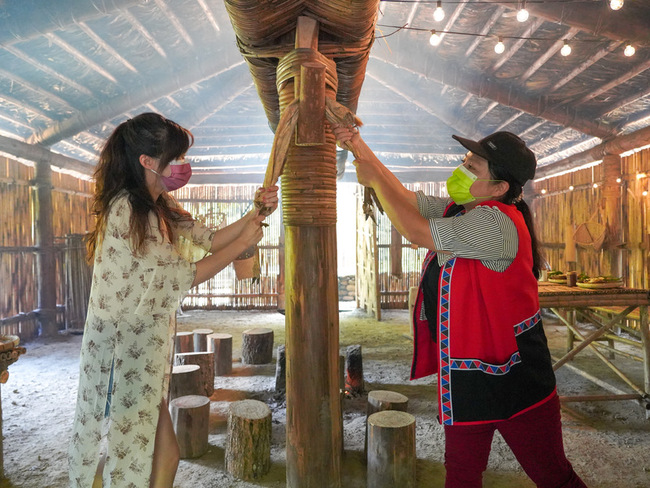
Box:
[27,58,248,146]
[519,27,580,83]
[491,0,650,44]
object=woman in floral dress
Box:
[68,113,278,488]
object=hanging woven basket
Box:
[574,221,608,251]
[234,245,260,280]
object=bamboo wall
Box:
[0,156,94,339]
[376,181,448,309]
[172,185,282,310]
[532,147,650,288]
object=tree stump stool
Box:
[225,399,271,481]
[169,395,210,459]
[241,328,273,364]
[175,352,214,397]
[174,331,193,354]
[193,328,214,352]
[169,364,201,400]
[365,390,409,457]
[367,410,416,488]
[209,333,233,376]
[345,344,364,395]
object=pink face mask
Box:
[160,161,192,191]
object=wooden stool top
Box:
[172,364,200,374]
[209,333,233,339]
[243,328,273,335]
[368,410,415,428]
[368,390,408,404]
[230,399,270,419]
[170,395,210,408]
[193,328,214,334]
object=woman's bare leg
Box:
[149,399,180,488]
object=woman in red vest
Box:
[333,126,587,488]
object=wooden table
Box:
[538,282,650,415]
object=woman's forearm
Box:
[193,236,250,287]
[209,211,254,253]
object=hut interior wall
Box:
[0,156,94,339]
[533,146,650,288]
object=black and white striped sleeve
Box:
[429,205,519,272]
[415,191,450,219]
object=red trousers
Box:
[443,394,588,488]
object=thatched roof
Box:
[0,0,649,183]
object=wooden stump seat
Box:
[209,333,233,376]
[241,328,274,364]
[367,410,416,488]
[175,351,214,397]
[193,328,214,352]
[174,331,193,354]
[169,364,201,400]
[365,390,409,456]
[225,399,272,481]
[169,395,210,459]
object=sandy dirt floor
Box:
[1,307,649,487]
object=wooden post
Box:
[175,352,214,397]
[174,331,193,354]
[209,333,233,376]
[390,225,402,278]
[169,395,210,459]
[296,62,326,145]
[275,344,286,394]
[283,15,342,488]
[241,328,274,364]
[193,328,213,352]
[602,153,622,278]
[34,156,57,337]
[225,399,272,481]
[367,410,416,488]
[169,364,201,401]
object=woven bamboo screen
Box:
[1,156,94,338]
[172,184,282,309]
[532,147,650,288]
[375,181,448,309]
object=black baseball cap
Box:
[452,131,536,186]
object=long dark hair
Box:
[87,112,194,261]
[489,164,544,279]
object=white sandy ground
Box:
[1,308,649,488]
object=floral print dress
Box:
[68,193,215,487]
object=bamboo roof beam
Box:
[28,57,248,146]
[0,133,95,176]
[0,0,141,46]
[535,125,650,179]
[44,33,118,84]
[489,18,545,73]
[152,0,194,47]
[490,0,650,44]
[196,0,222,34]
[77,22,139,74]
[370,50,615,139]
[548,41,622,93]
[519,28,580,83]
[574,58,650,105]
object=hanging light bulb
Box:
[569,185,575,191]
[616,177,622,183]
[429,30,442,47]
[516,1,529,22]
[433,1,445,22]
[494,37,505,54]
[609,0,624,10]
[624,43,636,57]
[560,40,572,57]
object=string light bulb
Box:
[494,37,505,54]
[609,0,624,10]
[569,185,575,191]
[644,190,649,197]
[516,2,529,22]
[593,183,599,189]
[560,40,572,57]
[616,177,622,183]
[433,1,445,22]
[429,30,442,46]
[624,43,636,57]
